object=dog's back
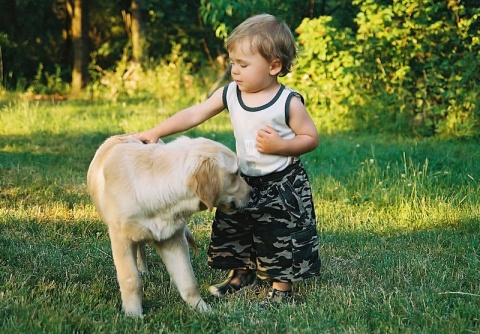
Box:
[87,135,164,218]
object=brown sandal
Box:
[208,269,257,297]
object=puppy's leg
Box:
[154,235,210,312]
[109,232,144,317]
[135,242,148,274]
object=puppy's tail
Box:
[185,227,198,255]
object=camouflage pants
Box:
[207,161,321,282]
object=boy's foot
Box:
[208,269,257,297]
[259,288,294,308]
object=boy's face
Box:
[228,39,281,93]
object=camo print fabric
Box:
[207,161,321,282]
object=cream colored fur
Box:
[87,135,250,317]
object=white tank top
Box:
[222,82,302,176]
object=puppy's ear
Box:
[188,157,222,211]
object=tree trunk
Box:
[131,0,145,64]
[0,47,3,88]
[71,0,88,95]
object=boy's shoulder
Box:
[283,85,305,105]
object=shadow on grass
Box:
[2,126,478,176]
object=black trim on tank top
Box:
[285,91,305,126]
[236,84,285,112]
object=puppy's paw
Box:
[123,305,144,318]
[194,299,211,313]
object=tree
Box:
[131,0,146,63]
[70,0,88,94]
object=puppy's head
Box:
[188,139,250,213]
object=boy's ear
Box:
[269,59,282,75]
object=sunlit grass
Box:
[1,97,479,333]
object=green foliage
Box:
[142,0,220,67]
[283,16,359,133]
[199,0,312,40]
[0,0,219,90]
[284,0,480,137]
[88,44,218,106]
[0,0,67,89]
[28,63,71,95]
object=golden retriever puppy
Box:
[87,135,251,317]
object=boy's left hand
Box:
[256,126,282,154]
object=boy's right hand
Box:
[132,128,161,144]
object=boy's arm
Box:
[256,96,319,156]
[134,88,225,143]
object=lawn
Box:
[1,98,479,333]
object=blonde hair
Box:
[226,14,296,77]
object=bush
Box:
[87,44,216,105]
[284,0,480,137]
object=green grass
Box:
[1,98,479,333]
